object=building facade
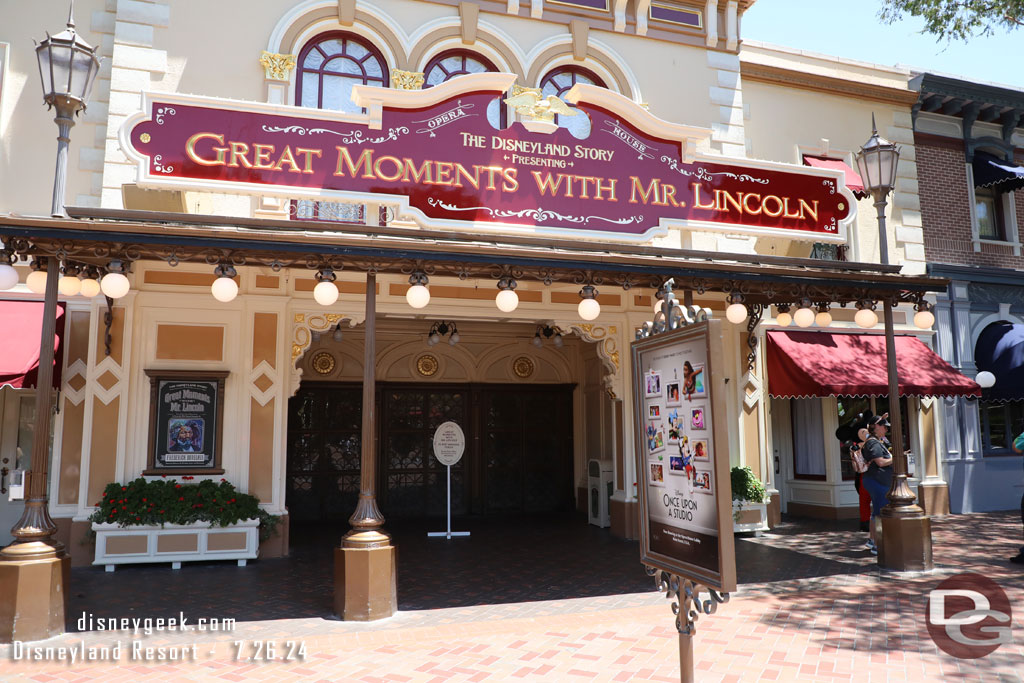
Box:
[0,0,971,580]
[913,72,1024,513]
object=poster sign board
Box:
[433,421,466,467]
[631,321,736,592]
[144,370,228,474]
[119,73,855,244]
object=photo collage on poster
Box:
[644,355,712,498]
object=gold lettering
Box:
[533,171,565,197]
[373,155,404,182]
[501,167,519,192]
[718,189,742,214]
[252,143,275,170]
[692,183,717,210]
[402,158,433,184]
[228,142,252,168]
[453,163,481,190]
[435,162,454,186]
[184,132,226,166]
[273,146,300,173]
[798,198,819,222]
[631,177,661,204]
[761,194,784,217]
[660,183,680,207]
[295,147,321,173]
[594,177,617,201]
[742,192,762,215]
[334,146,375,178]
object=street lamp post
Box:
[855,116,933,571]
[34,1,101,217]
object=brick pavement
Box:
[1,511,1022,682]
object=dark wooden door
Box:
[380,386,468,518]
[286,385,362,522]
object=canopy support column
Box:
[0,256,70,643]
[334,271,397,620]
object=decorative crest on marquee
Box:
[390,69,425,91]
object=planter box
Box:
[732,500,769,533]
[92,519,259,571]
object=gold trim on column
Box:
[259,51,297,81]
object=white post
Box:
[428,465,470,539]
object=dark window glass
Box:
[980,400,1024,455]
[539,66,605,138]
[975,187,1005,240]
[422,49,505,128]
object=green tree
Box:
[879,0,1023,40]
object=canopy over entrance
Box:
[765,330,980,398]
[0,300,65,390]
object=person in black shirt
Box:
[860,414,894,554]
[1012,427,1024,565]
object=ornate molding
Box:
[391,69,425,91]
[559,321,623,399]
[259,51,297,82]
[741,62,919,106]
[646,566,730,635]
[288,311,364,396]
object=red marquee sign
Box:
[120,73,855,243]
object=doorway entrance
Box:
[286,383,575,522]
[0,387,35,546]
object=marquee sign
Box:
[120,73,855,243]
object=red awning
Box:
[0,301,66,390]
[766,330,981,398]
[802,155,868,199]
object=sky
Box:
[742,0,1024,90]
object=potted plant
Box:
[89,477,279,571]
[730,466,769,533]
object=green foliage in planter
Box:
[730,466,767,504]
[89,477,280,541]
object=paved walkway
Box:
[1,511,1022,681]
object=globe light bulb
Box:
[26,270,49,294]
[855,308,878,328]
[0,264,18,290]
[579,298,600,321]
[725,302,747,324]
[100,272,130,299]
[58,275,81,296]
[430,333,441,345]
[496,288,519,313]
[914,310,935,330]
[975,370,996,388]
[794,307,815,328]
[332,326,344,343]
[79,277,101,298]
[450,332,460,344]
[211,276,238,303]
[553,333,563,348]
[815,310,833,327]
[406,284,430,309]
[313,280,339,306]
[776,311,792,327]
[533,334,543,347]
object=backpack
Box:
[850,444,869,474]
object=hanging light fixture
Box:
[578,284,600,321]
[0,247,17,291]
[211,264,239,303]
[313,268,339,306]
[975,371,996,388]
[913,300,935,330]
[533,325,563,347]
[58,263,81,296]
[814,303,832,328]
[79,266,101,297]
[532,330,543,347]
[406,271,430,309]
[426,321,458,346]
[100,259,130,299]
[496,276,519,313]
[725,292,747,324]
[775,304,792,327]
[793,298,815,328]
[26,259,49,294]
[855,300,878,328]
[332,323,344,343]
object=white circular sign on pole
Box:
[433,421,465,467]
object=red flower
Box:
[175,484,181,489]
[159,510,164,514]
[122,506,127,510]
[142,498,147,502]
[178,496,184,501]
[121,487,127,491]
[135,516,140,521]
[220,478,226,482]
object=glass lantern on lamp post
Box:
[35,1,102,217]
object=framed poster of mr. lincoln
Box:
[144,370,228,474]
[631,321,736,594]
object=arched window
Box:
[423,49,505,128]
[294,32,389,223]
[539,66,605,139]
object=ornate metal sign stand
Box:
[637,278,734,683]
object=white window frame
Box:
[966,161,1022,256]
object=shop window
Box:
[791,399,826,480]
[975,187,1006,241]
[294,32,389,224]
[423,49,505,128]
[539,66,605,139]
[979,400,1024,455]
[836,396,870,480]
